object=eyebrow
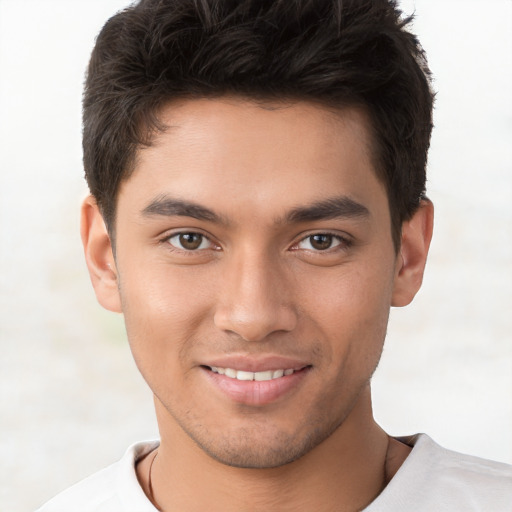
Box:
[142,195,228,224]
[284,196,370,224]
[141,194,369,225]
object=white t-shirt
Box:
[36,434,512,511]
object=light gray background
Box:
[0,1,510,510]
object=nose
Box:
[213,251,298,342]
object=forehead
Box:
[120,97,388,224]
[146,97,375,172]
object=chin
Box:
[187,420,338,469]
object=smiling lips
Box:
[203,362,311,405]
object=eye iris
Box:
[179,233,203,250]
[310,234,333,250]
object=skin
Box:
[82,97,433,511]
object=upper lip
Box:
[202,355,311,373]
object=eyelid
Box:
[291,231,353,251]
[160,229,220,252]
[157,228,352,254]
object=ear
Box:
[80,196,122,313]
[391,199,434,307]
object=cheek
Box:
[300,261,395,359]
[117,261,214,371]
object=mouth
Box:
[201,363,312,406]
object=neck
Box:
[139,387,399,512]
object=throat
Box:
[144,428,396,512]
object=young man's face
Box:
[85,98,428,469]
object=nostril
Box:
[213,305,298,342]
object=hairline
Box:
[102,93,404,252]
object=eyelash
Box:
[161,231,218,253]
[160,231,352,254]
[293,232,353,253]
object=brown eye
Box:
[296,234,343,251]
[309,234,334,250]
[168,232,210,251]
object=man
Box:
[37,0,512,510]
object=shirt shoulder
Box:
[36,440,160,512]
[366,434,512,511]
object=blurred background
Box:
[0,0,510,510]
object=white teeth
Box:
[225,368,237,378]
[209,367,296,381]
[254,370,273,381]
[236,370,254,381]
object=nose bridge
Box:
[213,245,297,341]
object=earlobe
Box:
[391,199,434,307]
[80,196,122,313]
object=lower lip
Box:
[202,367,311,406]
